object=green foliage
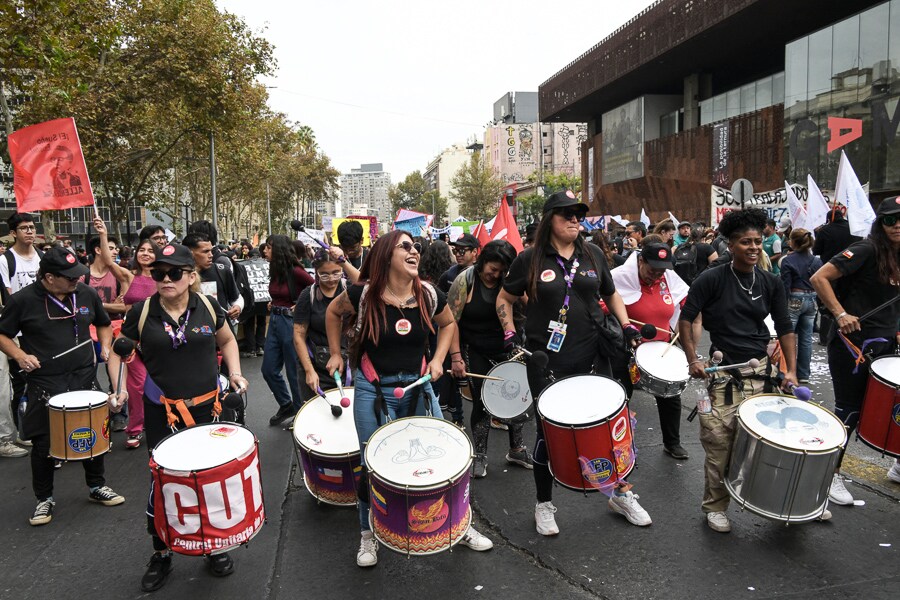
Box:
[389,171,448,223]
[527,171,581,196]
[449,152,502,221]
[517,192,546,225]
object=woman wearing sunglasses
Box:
[811,196,900,500]
[324,230,493,567]
[108,243,248,592]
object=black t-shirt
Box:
[121,293,227,399]
[680,264,792,363]
[0,281,110,390]
[829,240,900,342]
[438,263,464,294]
[504,242,615,364]
[199,263,240,309]
[458,273,504,355]
[293,283,345,348]
[813,219,861,264]
[693,242,716,274]
[348,282,446,374]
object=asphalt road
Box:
[0,340,897,600]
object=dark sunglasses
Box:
[50,273,80,283]
[556,208,583,220]
[395,241,417,253]
[881,215,898,227]
[150,268,192,282]
[452,247,473,256]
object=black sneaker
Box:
[89,485,126,506]
[29,499,55,526]
[207,552,234,577]
[111,413,128,432]
[141,552,173,592]
[269,404,294,426]
[664,445,690,460]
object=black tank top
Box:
[459,273,505,355]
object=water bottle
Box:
[688,385,712,415]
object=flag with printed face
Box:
[806,175,830,235]
[490,197,523,252]
[8,117,96,212]
[835,151,876,237]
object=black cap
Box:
[542,190,589,215]
[877,196,900,217]
[40,247,89,278]
[153,244,195,268]
[451,233,480,249]
[678,221,691,228]
[640,243,673,270]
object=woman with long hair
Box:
[418,240,453,284]
[811,197,900,501]
[780,228,822,384]
[325,230,492,567]
[264,235,314,426]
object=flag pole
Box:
[71,119,99,220]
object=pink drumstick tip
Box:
[340,397,351,407]
[392,387,404,398]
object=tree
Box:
[527,171,582,196]
[389,171,447,223]
[517,192,546,225]
[449,152,502,221]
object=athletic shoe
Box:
[29,499,55,526]
[490,418,508,431]
[0,441,28,458]
[608,491,652,526]
[16,437,31,447]
[828,474,854,505]
[664,445,689,460]
[706,511,731,533]
[472,455,487,478]
[239,351,255,359]
[110,413,127,432]
[125,433,143,449]
[887,460,900,484]
[506,448,534,469]
[141,552,173,592]
[268,404,294,426]
[534,501,559,536]
[357,531,378,567]
[206,552,234,577]
[459,526,493,551]
[89,485,125,506]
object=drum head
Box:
[538,375,626,426]
[635,341,689,382]
[365,417,472,487]
[870,355,900,386]
[738,395,846,451]
[153,423,256,471]
[48,390,108,409]
[482,361,532,419]
[292,388,358,456]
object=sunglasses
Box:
[452,247,473,256]
[881,215,898,227]
[395,241,417,253]
[150,268,193,282]
[556,208,582,220]
[50,273,80,283]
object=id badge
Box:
[547,327,566,353]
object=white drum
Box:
[634,341,690,398]
[481,360,533,421]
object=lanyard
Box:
[164,309,192,349]
[47,293,79,343]
[554,255,579,326]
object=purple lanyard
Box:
[47,293,79,343]
[554,255,579,325]
[163,309,192,349]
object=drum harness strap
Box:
[709,345,774,405]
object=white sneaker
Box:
[356,531,378,567]
[706,511,731,532]
[534,501,559,536]
[459,525,493,551]
[608,491,652,526]
[887,460,900,484]
[0,441,28,458]
[828,474,854,505]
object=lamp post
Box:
[209,132,218,227]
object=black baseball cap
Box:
[451,233,480,249]
[153,244,195,268]
[640,243,674,270]
[40,247,89,278]
[877,196,900,217]
[542,190,589,215]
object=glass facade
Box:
[700,73,785,126]
[784,0,900,192]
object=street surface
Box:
[1,340,897,599]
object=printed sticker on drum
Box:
[540,269,556,283]
[102,417,110,440]
[893,404,900,427]
[395,319,412,335]
[305,433,323,446]
[579,456,613,486]
[68,427,96,453]
[612,416,628,442]
[408,495,449,533]
[209,425,238,438]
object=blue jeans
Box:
[353,369,441,531]
[788,291,817,382]
[262,313,303,410]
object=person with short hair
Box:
[139,225,167,249]
[336,220,367,269]
[762,218,783,274]
[674,221,692,247]
[622,220,646,256]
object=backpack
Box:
[1,248,44,305]
[673,243,699,284]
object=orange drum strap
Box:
[160,389,219,429]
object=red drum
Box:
[150,423,265,556]
[538,375,635,492]
[859,355,900,458]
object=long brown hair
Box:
[870,219,900,285]
[356,230,434,345]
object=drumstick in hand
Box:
[661,331,680,357]
[317,386,342,417]
[393,374,432,398]
[333,371,351,407]
[446,370,504,381]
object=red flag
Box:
[473,220,491,247]
[8,117,96,212]
[490,198,524,252]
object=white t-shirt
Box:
[0,248,41,294]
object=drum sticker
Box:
[412,468,435,478]
[102,417,110,440]
[209,425,238,438]
[395,319,412,335]
[540,269,556,283]
[371,486,388,515]
[893,404,900,427]
[68,427,96,453]
[612,416,628,442]
[500,380,522,401]
[317,467,343,485]
[305,433,323,446]
[579,456,613,486]
[799,437,825,446]
[408,495,449,533]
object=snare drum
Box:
[538,375,634,492]
[634,341,690,398]
[292,388,360,506]
[726,395,845,523]
[150,423,265,556]
[48,391,111,460]
[859,355,900,458]
[481,360,532,421]
[365,417,472,555]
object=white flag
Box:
[835,151,876,237]
[639,208,650,228]
[785,181,808,232]
[668,212,680,226]
[610,214,630,227]
[806,175,830,235]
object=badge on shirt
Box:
[841,250,854,259]
[540,269,556,282]
[663,294,673,305]
[395,319,412,335]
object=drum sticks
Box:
[392,374,432,398]
[660,331,681,357]
[317,386,343,417]
[332,372,351,407]
[704,358,761,373]
[446,370,504,381]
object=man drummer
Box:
[612,240,691,459]
[0,247,125,526]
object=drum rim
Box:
[151,422,257,472]
[482,360,533,420]
[723,477,832,523]
[537,373,627,427]
[48,390,109,409]
[735,394,847,453]
[291,394,359,456]
[869,355,900,386]
[634,342,690,384]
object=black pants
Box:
[615,363,683,449]
[465,347,524,453]
[32,433,105,500]
[240,311,267,353]
[827,337,895,433]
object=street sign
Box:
[731,178,754,208]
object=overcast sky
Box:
[217,0,656,182]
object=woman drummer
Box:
[447,240,532,478]
[496,190,651,535]
[324,230,493,568]
[678,208,798,533]
[810,197,900,501]
[107,244,248,592]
